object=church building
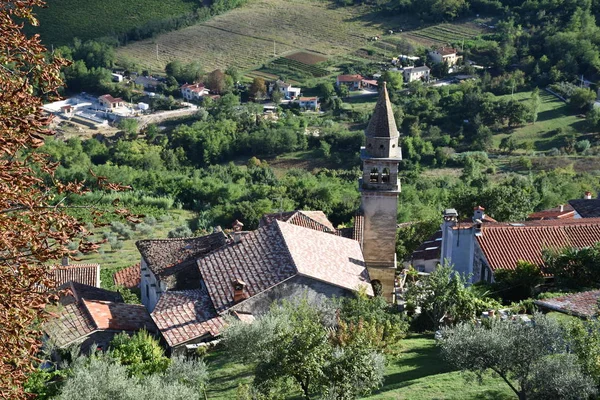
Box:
[134,83,403,353]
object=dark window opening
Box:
[369,168,379,183]
[145,284,149,300]
[382,168,390,183]
[379,144,385,150]
[392,144,396,148]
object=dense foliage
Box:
[543,242,600,288]
[439,313,597,400]
[222,296,391,399]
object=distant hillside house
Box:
[269,80,301,100]
[336,74,364,90]
[429,47,460,66]
[403,66,430,83]
[98,94,124,109]
[527,191,600,220]
[296,96,320,110]
[440,206,600,283]
[181,83,209,101]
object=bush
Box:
[109,237,124,251]
[575,140,591,153]
[168,225,193,238]
[135,223,153,236]
[143,216,157,226]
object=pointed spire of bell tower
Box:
[358,80,402,303]
[365,82,399,140]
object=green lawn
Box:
[204,335,515,400]
[493,91,584,151]
[74,209,195,290]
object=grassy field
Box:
[205,334,514,399]
[29,0,197,46]
[73,209,195,290]
[395,22,485,48]
[493,90,584,151]
[116,0,412,73]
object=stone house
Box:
[296,96,320,110]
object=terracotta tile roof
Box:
[411,230,442,261]
[50,263,100,287]
[151,290,225,348]
[535,290,600,318]
[365,83,398,138]
[136,232,227,280]
[435,47,458,56]
[569,199,600,218]
[279,220,372,295]
[528,204,575,220]
[298,97,318,101]
[261,210,336,233]
[99,94,123,103]
[181,83,207,93]
[61,281,124,303]
[45,303,96,348]
[45,286,153,348]
[337,74,363,82]
[198,220,372,313]
[82,300,156,332]
[113,263,141,289]
[476,218,600,271]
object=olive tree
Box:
[439,313,596,400]
[222,296,385,400]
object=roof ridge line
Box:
[273,220,300,276]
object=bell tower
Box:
[359,82,401,303]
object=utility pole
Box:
[156,44,159,61]
[273,40,276,57]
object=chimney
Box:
[585,191,593,200]
[473,205,486,222]
[232,220,244,244]
[61,256,69,267]
[232,278,247,303]
[443,208,458,226]
[559,204,564,212]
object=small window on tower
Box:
[392,144,396,148]
[379,144,384,150]
[370,168,379,183]
[382,168,390,183]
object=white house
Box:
[269,80,301,99]
[403,66,430,83]
[181,83,209,101]
[296,97,319,111]
[429,47,461,66]
[98,94,124,110]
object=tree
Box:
[54,352,208,400]
[439,314,596,400]
[493,261,544,302]
[569,88,596,112]
[222,297,385,400]
[380,70,403,91]
[109,330,170,377]
[118,119,139,139]
[396,220,440,262]
[0,2,129,397]
[543,242,600,288]
[529,88,541,124]
[271,88,283,104]
[564,318,600,390]
[249,77,267,100]
[405,264,494,330]
[499,136,518,153]
[206,69,226,94]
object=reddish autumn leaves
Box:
[0,2,127,397]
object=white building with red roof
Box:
[336,74,364,90]
[181,83,209,101]
[428,47,461,66]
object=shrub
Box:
[135,223,153,236]
[168,225,193,238]
[143,216,157,226]
[109,237,124,251]
[575,140,591,153]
